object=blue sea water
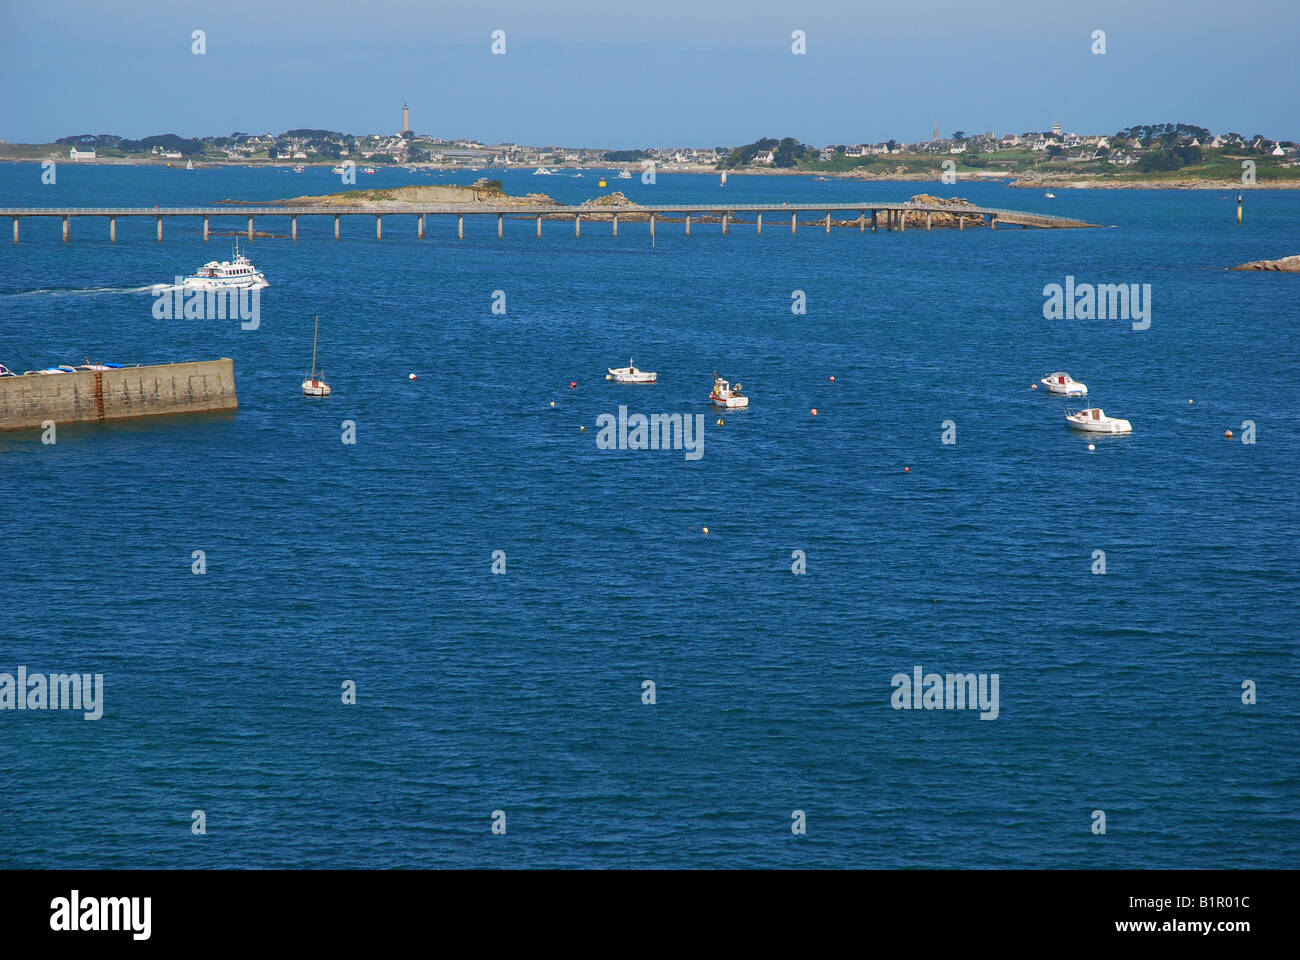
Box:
[0,163,1296,869]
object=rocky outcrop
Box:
[1230,254,1300,272]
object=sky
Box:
[1,0,1296,147]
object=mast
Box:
[311,315,319,379]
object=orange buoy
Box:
[1031,383,1038,390]
[904,466,910,473]
[1224,429,1233,439]
[810,408,818,416]
[408,373,417,381]
[569,381,577,389]
[829,376,835,382]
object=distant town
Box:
[3,107,1297,185]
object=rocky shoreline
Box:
[1229,254,1300,272]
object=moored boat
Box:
[302,316,332,398]
[709,374,748,408]
[606,360,657,384]
[1066,408,1130,434]
[1040,372,1087,396]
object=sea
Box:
[0,163,1296,868]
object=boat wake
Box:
[1,284,160,298]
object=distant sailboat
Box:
[186,158,194,170]
[302,316,331,397]
[720,170,727,186]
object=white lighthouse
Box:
[402,103,410,133]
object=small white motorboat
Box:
[616,169,632,180]
[606,359,657,384]
[1040,372,1087,396]
[302,315,332,398]
[709,374,748,408]
[1066,408,1131,434]
[1044,192,1057,199]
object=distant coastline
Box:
[1,155,1296,190]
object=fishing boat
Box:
[606,359,657,384]
[183,238,268,291]
[1066,408,1130,434]
[709,374,748,408]
[302,316,331,398]
[1039,372,1087,396]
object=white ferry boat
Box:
[616,169,632,180]
[183,239,268,291]
[534,167,555,176]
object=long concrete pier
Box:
[1,201,1098,242]
[0,359,238,431]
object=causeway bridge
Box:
[1,202,1098,242]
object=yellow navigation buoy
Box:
[702,526,709,535]
[550,401,555,407]
[1188,399,1194,404]
[580,425,586,432]
[716,418,724,426]
[598,179,607,187]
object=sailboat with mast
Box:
[302,315,331,397]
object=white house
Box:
[69,147,95,160]
[752,150,775,165]
[1272,142,1285,156]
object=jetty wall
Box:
[0,359,237,432]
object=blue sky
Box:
[1,0,1296,145]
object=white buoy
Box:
[1087,443,1095,451]
[408,373,417,381]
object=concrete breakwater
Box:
[0,359,237,432]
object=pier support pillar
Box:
[926,212,932,231]
[722,213,728,235]
[825,212,831,234]
[247,217,254,241]
[612,215,618,237]
[334,215,340,240]
[871,210,877,232]
[458,215,463,239]
[204,217,209,242]
[791,212,796,234]
[685,215,690,236]
[63,216,69,242]
[12,219,17,243]
[157,217,163,242]
[109,217,116,242]
[899,210,905,232]
[757,213,762,235]
[650,214,655,239]
[291,216,297,240]
[959,215,964,231]
[989,215,996,231]
[575,215,580,238]
[536,216,542,238]
[418,215,424,239]
[498,214,503,238]
[376,216,382,240]
[858,212,865,232]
